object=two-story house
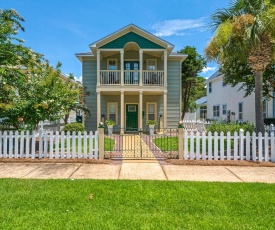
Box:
[196,71,275,122]
[76,24,187,132]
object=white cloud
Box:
[75,75,82,83]
[202,66,216,73]
[152,18,206,37]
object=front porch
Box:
[96,91,167,132]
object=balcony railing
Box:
[100,70,164,85]
[100,70,121,85]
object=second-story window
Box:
[147,59,157,70]
[208,82,212,93]
[108,59,117,70]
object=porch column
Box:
[120,50,124,86]
[164,50,167,87]
[97,50,100,86]
[164,91,167,128]
[97,91,101,126]
[120,91,124,134]
[139,90,143,130]
[139,50,143,86]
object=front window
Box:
[238,102,243,121]
[263,100,267,118]
[108,59,117,70]
[222,104,227,115]
[147,103,157,121]
[200,106,207,119]
[208,82,212,93]
[146,59,157,70]
[213,105,220,117]
[107,102,118,124]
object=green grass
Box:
[54,137,115,151]
[0,179,275,229]
[153,137,234,152]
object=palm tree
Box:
[205,0,275,134]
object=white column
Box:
[139,50,143,86]
[97,91,101,126]
[139,90,143,130]
[120,50,124,86]
[163,91,167,128]
[164,50,167,87]
[120,91,124,134]
[97,50,100,86]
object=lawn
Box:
[1,179,275,229]
[55,137,115,152]
[153,137,233,152]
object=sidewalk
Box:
[0,161,275,183]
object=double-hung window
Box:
[222,104,227,115]
[107,102,118,124]
[238,102,243,121]
[208,82,212,93]
[213,105,220,117]
[147,103,157,121]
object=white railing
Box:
[183,130,275,162]
[142,71,164,85]
[124,70,139,85]
[0,130,98,159]
[182,120,212,132]
[100,70,121,85]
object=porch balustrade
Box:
[100,70,164,86]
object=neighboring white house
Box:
[196,71,274,122]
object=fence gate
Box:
[104,128,178,159]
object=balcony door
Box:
[124,61,139,84]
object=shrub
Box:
[61,123,85,133]
[206,121,255,135]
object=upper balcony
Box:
[100,70,164,86]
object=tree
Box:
[205,0,275,134]
[0,9,86,130]
[179,46,207,119]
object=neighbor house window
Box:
[147,103,157,121]
[238,102,243,121]
[263,100,267,118]
[146,59,157,70]
[213,105,220,117]
[107,102,118,124]
[208,82,212,93]
[200,106,207,119]
[222,104,227,115]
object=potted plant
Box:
[146,120,157,135]
[105,119,115,135]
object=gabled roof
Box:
[90,24,174,49]
[206,70,223,83]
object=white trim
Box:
[107,102,118,124]
[146,102,157,121]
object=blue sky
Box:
[2,0,230,80]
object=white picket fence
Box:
[183,130,275,162]
[182,120,211,132]
[0,130,99,159]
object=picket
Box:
[202,132,206,160]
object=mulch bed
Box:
[0,158,113,164]
[166,159,275,167]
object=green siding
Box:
[100,32,164,49]
[167,60,181,128]
[83,60,97,131]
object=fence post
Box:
[98,123,105,160]
[178,122,184,160]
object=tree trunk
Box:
[254,71,265,134]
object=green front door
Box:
[126,104,138,132]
